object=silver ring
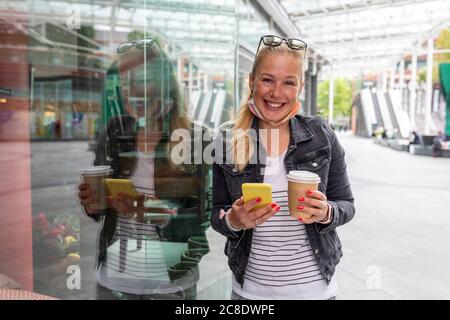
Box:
[255,219,260,226]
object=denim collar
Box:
[289,115,313,144]
[250,115,313,145]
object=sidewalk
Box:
[336,132,450,299]
[13,135,450,299]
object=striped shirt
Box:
[232,150,337,300]
[97,152,193,295]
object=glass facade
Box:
[0,0,301,300]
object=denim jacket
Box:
[210,115,355,287]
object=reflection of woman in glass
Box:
[78,39,211,299]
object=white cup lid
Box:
[81,166,112,176]
[287,170,321,183]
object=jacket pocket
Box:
[219,163,249,176]
[292,146,331,190]
[292,146,331,170]
[321,230,341,261]
[218,164,250,199]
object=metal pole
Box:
[399,59,405,109]
[328,68,334,125]
[425,37,434,134]
[188,61,193,111]
[390,65,395,90]
[197,70,201,91]
[409,53,417,130]
[234,0,240,113]
[311,61,318,116]
[399,59,405,90]
[177,56,183,85]
[203,73,208,93]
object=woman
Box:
[211,35,355,300]
[77,39,210,299]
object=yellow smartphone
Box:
[242,183,272,211]
[104,179,139,199]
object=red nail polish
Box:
[297,205,304,210]
[256,197,262,203]
[298,197,304,202]
[298,217,303,222]
[307,190,313,195]
[271,203,277,208]
[276,206,281,212]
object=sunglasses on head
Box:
[256,35,307,55]
[117,38,159,54]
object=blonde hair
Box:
[231,43,306,171]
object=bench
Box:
[373,138,410,152]
[409,144,450,157]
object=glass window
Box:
[1,0,309,301]
[0,0,250,300]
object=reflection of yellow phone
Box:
[242,183,272,211]
[104,179,139,199]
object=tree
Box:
[417,28,450,83]
[317,78,353,119]
[436,28,450,62]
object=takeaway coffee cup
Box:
[80,166,112,211]
[287,170,321,219]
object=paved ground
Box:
[196,132,450,300]
[334,132,450,299]
[4,132,450,299]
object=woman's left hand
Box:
[297,190,332,224]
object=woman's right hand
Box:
[227,196,280,230]
[77,182,100,215]
[107,192,146,219]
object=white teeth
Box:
[266,102,283,108]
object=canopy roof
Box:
[281,0,450,77]
[2,0,449,78]
[0,0,279,76]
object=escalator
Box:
[387,90,411,138]
[190,90,227,133]
[384,92,400,137]
[371,92,384,128]
[352,92,369,137]
[360,88,378,136]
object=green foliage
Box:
[418,28,450,83]
[78,25,95,40]
[127,30,164,46]
[77,25,96,49]
[418,68,427,83]
[317,78,353,119]
[436,29,450,62]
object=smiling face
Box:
[120,59,160,119]
[249,52,303,126]
[118,51,176,132]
